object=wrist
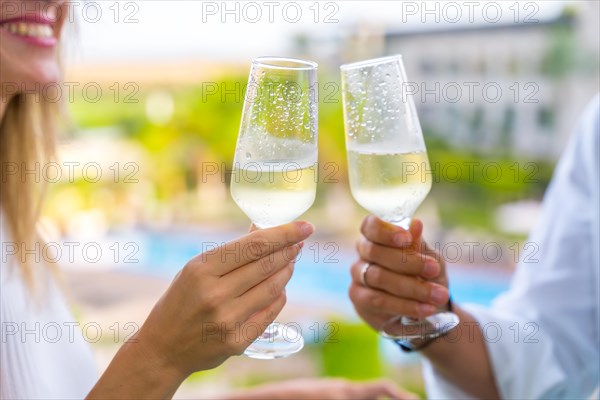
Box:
[127,330,189,390]
[395,297,456,353]
[88,332,187,399]
[419,303,469,357]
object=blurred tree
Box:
[540,24,577,79]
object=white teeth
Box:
[46,8,57,21]
[2,22,54,39]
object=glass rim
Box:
[340,54,403,71]
[253,56,318,71]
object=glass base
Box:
[379,312,460,340]
[387,216,411,230]
[244,323,304,359]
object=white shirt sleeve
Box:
[423,94,600,399]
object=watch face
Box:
[395,340,416,353]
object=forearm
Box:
[421,305,500,399]
[87,337,187,400]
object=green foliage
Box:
[320,321,382,380]
[65,76,555,233]
[423,136,554,231]
[540,24,578,79]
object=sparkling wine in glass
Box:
[231,56,318,358]
[341,55,459,340]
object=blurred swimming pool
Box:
[114,229,511,315]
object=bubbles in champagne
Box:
[347,149,431,226]
[231,161,317,228]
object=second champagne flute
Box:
[231,57,318,358]
[341,55,459,341]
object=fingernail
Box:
[423,258,439,277]
[292,243,302,255]
[418,303,436,316]
[430,285,447,304]
[393,231,412,247]
[300,223,314,236]
[290,243,303,260]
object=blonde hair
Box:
[0,93,59,288]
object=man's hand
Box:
[349,216,449,332]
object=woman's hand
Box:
[349,216,449,332]
[88,221,314,399]
[224,378,418,400]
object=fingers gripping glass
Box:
[341,55,459,340]
[231,57,318,358]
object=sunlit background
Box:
[41,1,600,397]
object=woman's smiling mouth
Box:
[0,12,57,47]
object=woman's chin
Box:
[33,61,62,86]
[0,32,62,86]
[10,60,62,92]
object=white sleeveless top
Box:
[1,219,97,399]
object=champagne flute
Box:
[341,55,459,340]
[231,57,318,358]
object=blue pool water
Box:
[116,229,511,316]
